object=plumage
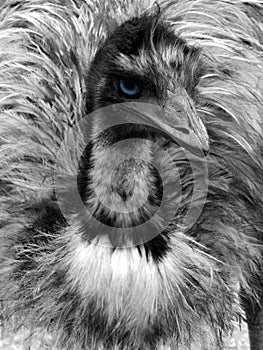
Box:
[0,0,263,349]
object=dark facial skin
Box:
[86,14,203,112]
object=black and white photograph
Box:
[0,1,263,349]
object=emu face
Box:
[86,14,208,149]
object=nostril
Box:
[173,127,190,134]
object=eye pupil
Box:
[119,79,140,97]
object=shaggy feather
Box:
[0,1,263,349]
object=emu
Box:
[0,1,263,349]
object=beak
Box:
[155,90,209,157]
[96,97,209,158]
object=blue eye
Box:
[119,79,140,97]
